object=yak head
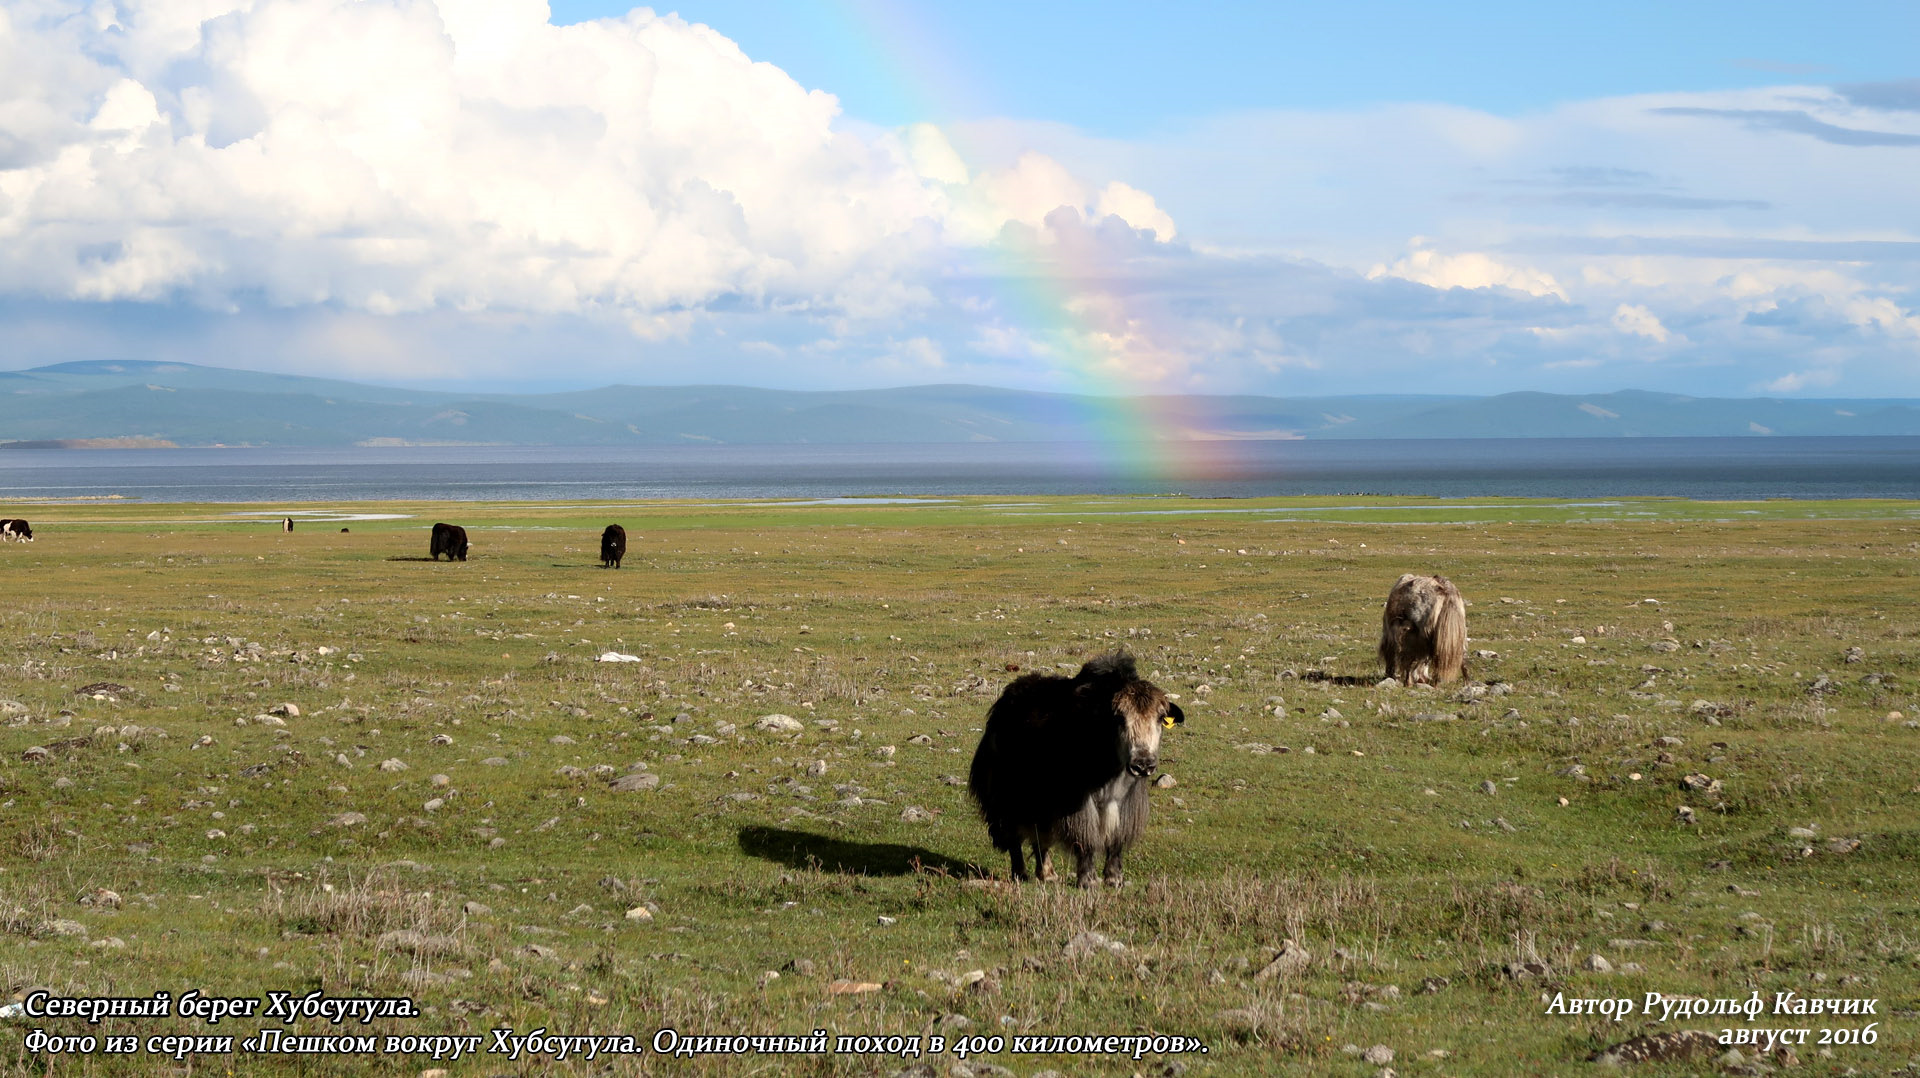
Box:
[1079,660,1184,779]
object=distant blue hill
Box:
[1,361,1916,447]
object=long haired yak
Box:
[968,652,1184,887]
[1379,573,1466,684]
[429,522,469,561]
[601,524,626,569]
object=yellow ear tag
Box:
[1162,715,1176,729]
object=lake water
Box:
[2,438,1917,503]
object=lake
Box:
[2,437,1917,503]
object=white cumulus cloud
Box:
[0,0,1172,330]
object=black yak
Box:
[0,519,32,542]
[1379,573,1466,684]
[968,652,1184,887]
[281,517,294,532]
[601,524,626,569]
[429,522,469,561]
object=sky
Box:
[1,0,1917,398]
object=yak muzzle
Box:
[1127,754,1157,778]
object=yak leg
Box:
[1007,845,1029,881]
[1071,842,1099,889]
[1032,836,1058,882]
[1102,845,1126,888]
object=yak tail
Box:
[1428,583,1467,683]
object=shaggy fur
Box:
[601,524,627,569]
[1379,573,1466,684]
[0,519,30,542]
[429,522,469,562]
[968,651,1184,887]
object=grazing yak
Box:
[429,522,469,561]
[281,517,294,533]
[968,652,1184,887]
[0,519,32,542]
[601,524,626,569]
[1379,573,1466,685]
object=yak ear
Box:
[1166,702,1185,725]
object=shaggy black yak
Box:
[968,652,1183,887]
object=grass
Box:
[1,494,1917,1076]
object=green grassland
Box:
[2,495,1917,1076]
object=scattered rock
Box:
[625,906,653,922]
[1584,954,1613,973]
[1479,780,1498,795]
[827,980,882,995]
[1843,646,1864,663]
[1153,773,1177,788]
[754,714,804,733]
[1363,1045,1394,1065]
[327,812,368,828]
[1826,838,1861,855]
[21,745,49,763]
[1251,939,1311,981]
[1589,1029,1719,1065]
[610,773,660,792]
[1064,930,1127,959]
[270,703,300,717]
[480,757,509,767]
[1680,773,1722,794]
[899,806,934,822]
[378,758,408,772]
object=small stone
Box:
[1153,773,1177,788]
[1479,780,1497,795]
[429,734,453,746]
[430,773,450,787]
[1363,1045,1394,1065]
[1571,635,1587,644]
[755,714,804,733]
[899,806,934,822]
[462,902,490,915]
[1252,939,1310,981]
[270,703,300,717]
[876,915,897,926]
[610,773,660,792]
[1584,954,1613,973]
[22,745,50,762]
[423,798,445,812]
[1064,930,1127,958]
[481,757,509,767]
[327,812,367,828]
[626,906,653,921]
[378,758,408,772]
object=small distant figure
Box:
[601,524,626,569]
[429,522,469,561]
[339,527,350,533]
[282,517,294,532]
[1379,573,1467,685]
[0,518,32,542]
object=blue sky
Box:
[1,0,1917,398]
[555,1,1920,131]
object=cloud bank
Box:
[1,2,1918,398]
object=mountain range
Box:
[2,361,1917,447]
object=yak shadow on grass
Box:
[737,826,983,878]
[385,556,456,562]
[1300,670,1379,687]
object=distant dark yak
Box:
[601,524,626,569]
[429,522,469,561]
[281,517,293,533]
[968,652,1184,887]
[0,518,32,542]
[1379,573,1466,685]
